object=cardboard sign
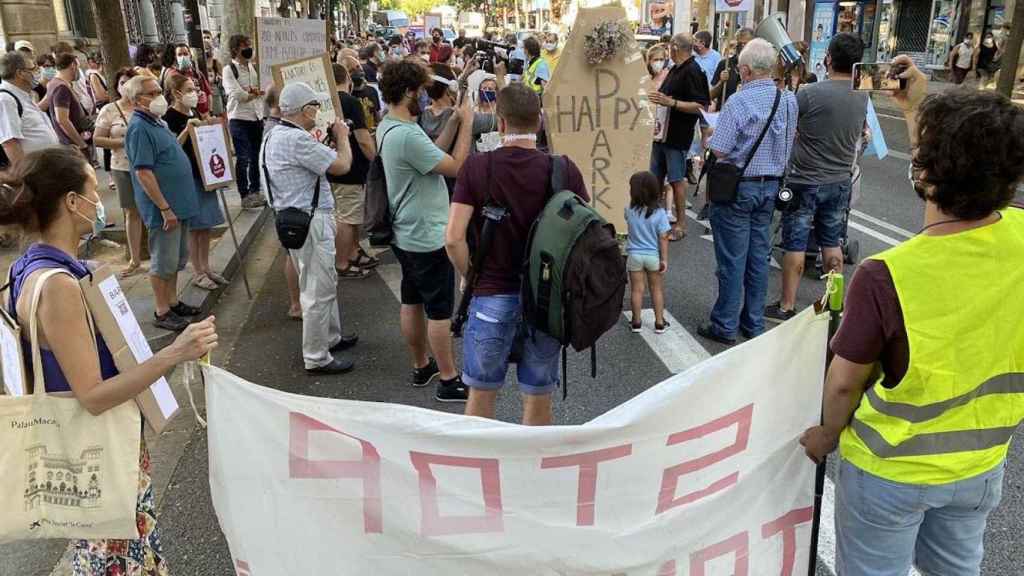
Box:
[271,54,343,143]
[544,4,655,233]
[0,305,25,396]
[80,267,179,433]
[255,16,329,90]
[207,309,829,574]
[190,121,235,190]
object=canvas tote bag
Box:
[0,268,141,543]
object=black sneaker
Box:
[330,334,359,353]
[411,358,439,388]
[697,323,737,346]
[764,302,797,324]
[655,321,670,335]
[171,302,201,317]
[154,311,189,332]
[435,376,469,403]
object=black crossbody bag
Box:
[707,88,782,204]
[262,123,321,250]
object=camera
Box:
[470,38,524,76]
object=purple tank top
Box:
[7,244,119,393]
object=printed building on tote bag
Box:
[23,444,103,511]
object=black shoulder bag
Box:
[706,88,782,204]
[262,123,321,250]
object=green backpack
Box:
[522,157,627,396]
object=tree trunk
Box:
[221,0,256,66]
[91,0,132,89]
[996,0,1023,97]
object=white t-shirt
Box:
[0,81,59,154]
[956,43,974,69]
[95,101,132,171]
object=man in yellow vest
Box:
[800,56,1024,576]
[521,36,551,96]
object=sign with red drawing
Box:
[190,121,235,191]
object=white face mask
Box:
[182,92,199,109]
[72,192,107,235]
[651,60,666,74]
[543,42,557,52]
[148,94,169,117]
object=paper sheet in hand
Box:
[700,110,719,129]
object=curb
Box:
[136,206,272,353]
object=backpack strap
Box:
[548,154,566,198]
[0,89,24,118]
[230,63,239,80]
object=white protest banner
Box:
[716,0,754,12]
[0,306,25,396]
[189,121,234,190]
[272,54,342,143]
[545,4,656,233]
[207,309,827,575]
[254,16,328,90]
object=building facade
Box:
[23,444,103,512]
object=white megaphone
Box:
[756,13,801,68]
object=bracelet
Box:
[159,206,171,212]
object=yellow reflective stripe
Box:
[849,418,1019,458]
[865,372,1024,423]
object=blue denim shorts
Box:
[781,179,851,252]
[462,295,561,396]
[650,142,686,184]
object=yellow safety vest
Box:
[523,58,545,94]
[839,207,1024,485]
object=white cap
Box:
[13,40,35,53]
[279,82,327,115]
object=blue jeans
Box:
[708,180,778,339]
[462,295,561,396]
[781,179,851,252]
[229,119,263,197]
[836,458,1004,576]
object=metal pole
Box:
[219,189,253,299]
[807,273,845,576]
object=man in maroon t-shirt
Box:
[446,83,589,426]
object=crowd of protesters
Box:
[0,22,1022,576]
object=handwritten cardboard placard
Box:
[0,305,25,396]
[80,267,180,434]
[190,121,235,191]
[255,16,329,90]
[544,4,655,233]
[271,54,343,143]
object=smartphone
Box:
[852,62,907,91]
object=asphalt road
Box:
[152,111,1023,575]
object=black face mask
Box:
[241,47,254,59]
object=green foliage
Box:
[378,0,444,17]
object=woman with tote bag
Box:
[0,147,218,575]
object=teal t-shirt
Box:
[376,115,448,253]
[125,111,199,230]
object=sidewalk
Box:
[0,169,271,351]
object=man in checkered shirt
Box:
[698,38,798,347]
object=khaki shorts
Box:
[332,183,365,225]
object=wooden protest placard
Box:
[271,54,343,143]
[544,5,655,233]
[255,16,329,90]
[189,121,235,191]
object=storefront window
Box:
[985,0,1006,30]
[876,0,895,60]
[926,0,958,67]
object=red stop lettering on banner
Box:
[540,443,633,526]
[288,412,383,533]
[656,404,754,515]
[653,532,749,576]
[762,507,814,576]
[409,452,505,537]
